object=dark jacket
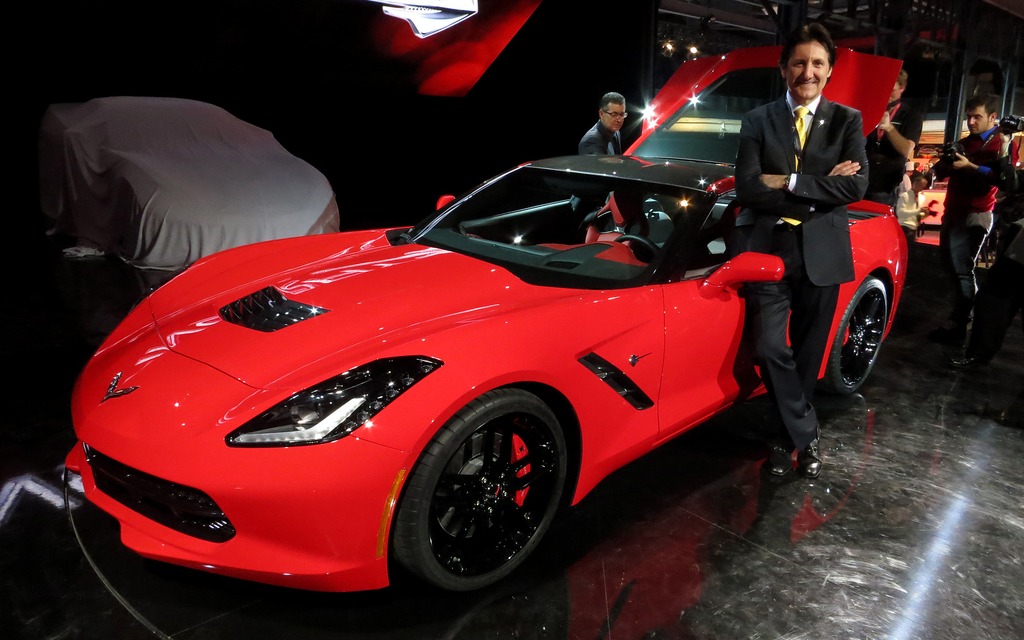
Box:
[578,121,621,155]
[733,95,868,286]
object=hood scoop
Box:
[219,286,330,332]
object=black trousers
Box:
[744,224,839,450]
[966,228,1023,361]
[939,217,992,327]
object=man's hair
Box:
[779,22,836,68]
[600,92,625,110]
[897,69,909,88]
[910,170,928,186]
[965,94,999,116]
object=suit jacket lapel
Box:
[769,98,798,173]
[805,98,831,159]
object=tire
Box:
[819,275,888,395]
[392,389,567,591]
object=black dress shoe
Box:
[767,443,793,477]
[949,354,989,369]
[928,324,967,345]
[797,440,822,478]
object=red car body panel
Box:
[65,44,907,593]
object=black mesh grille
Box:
[219,286,330,332]
[84,445,236,543]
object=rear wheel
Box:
[392,389,567,591]
[819,275,888,395]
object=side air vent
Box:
[578,353,654,410]
[219,286,330,332]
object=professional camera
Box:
[940,142,965,163]
[999,114,1024,133]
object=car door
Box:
[654,203,759,440]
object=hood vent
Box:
[220,286,330,332]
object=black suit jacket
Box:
[733,95,868,286]
[578,121,621,155]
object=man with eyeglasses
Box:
[579,92,627,155]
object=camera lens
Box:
[1000,115,1024,133]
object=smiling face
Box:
[781,40,833,107]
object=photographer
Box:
[927,95,1014,345]
[949,125,1023,368]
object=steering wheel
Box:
[614,234,659,262]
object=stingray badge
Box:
[102,371,139,403]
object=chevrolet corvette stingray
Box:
[64,45,906,593]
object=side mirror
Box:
[699,252,784,299]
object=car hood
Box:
[137,230,572,389]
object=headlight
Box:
[226,356,442,447]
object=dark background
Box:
[16,0,656,243]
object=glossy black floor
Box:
[5,223,1023,640]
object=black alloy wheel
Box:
[819,275,888,395]
[392,389,567,591]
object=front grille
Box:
[219,286,330,332]
[84,445,236,543]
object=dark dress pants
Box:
[939,217,991,327]
[745,224,839,450]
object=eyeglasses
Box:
[602,110,628,119]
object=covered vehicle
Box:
[64,46,906,593]
[39,96,340,269]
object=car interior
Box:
[417,170,739,289]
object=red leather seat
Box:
[584,191,648,244]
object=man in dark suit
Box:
[732,23,869,478]
[579,92,627,155]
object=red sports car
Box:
[64,46,905,593]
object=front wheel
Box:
[819,275,888,395]
[392,389,567,591]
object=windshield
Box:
[406,164,721,289]
[634,67,786,163]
